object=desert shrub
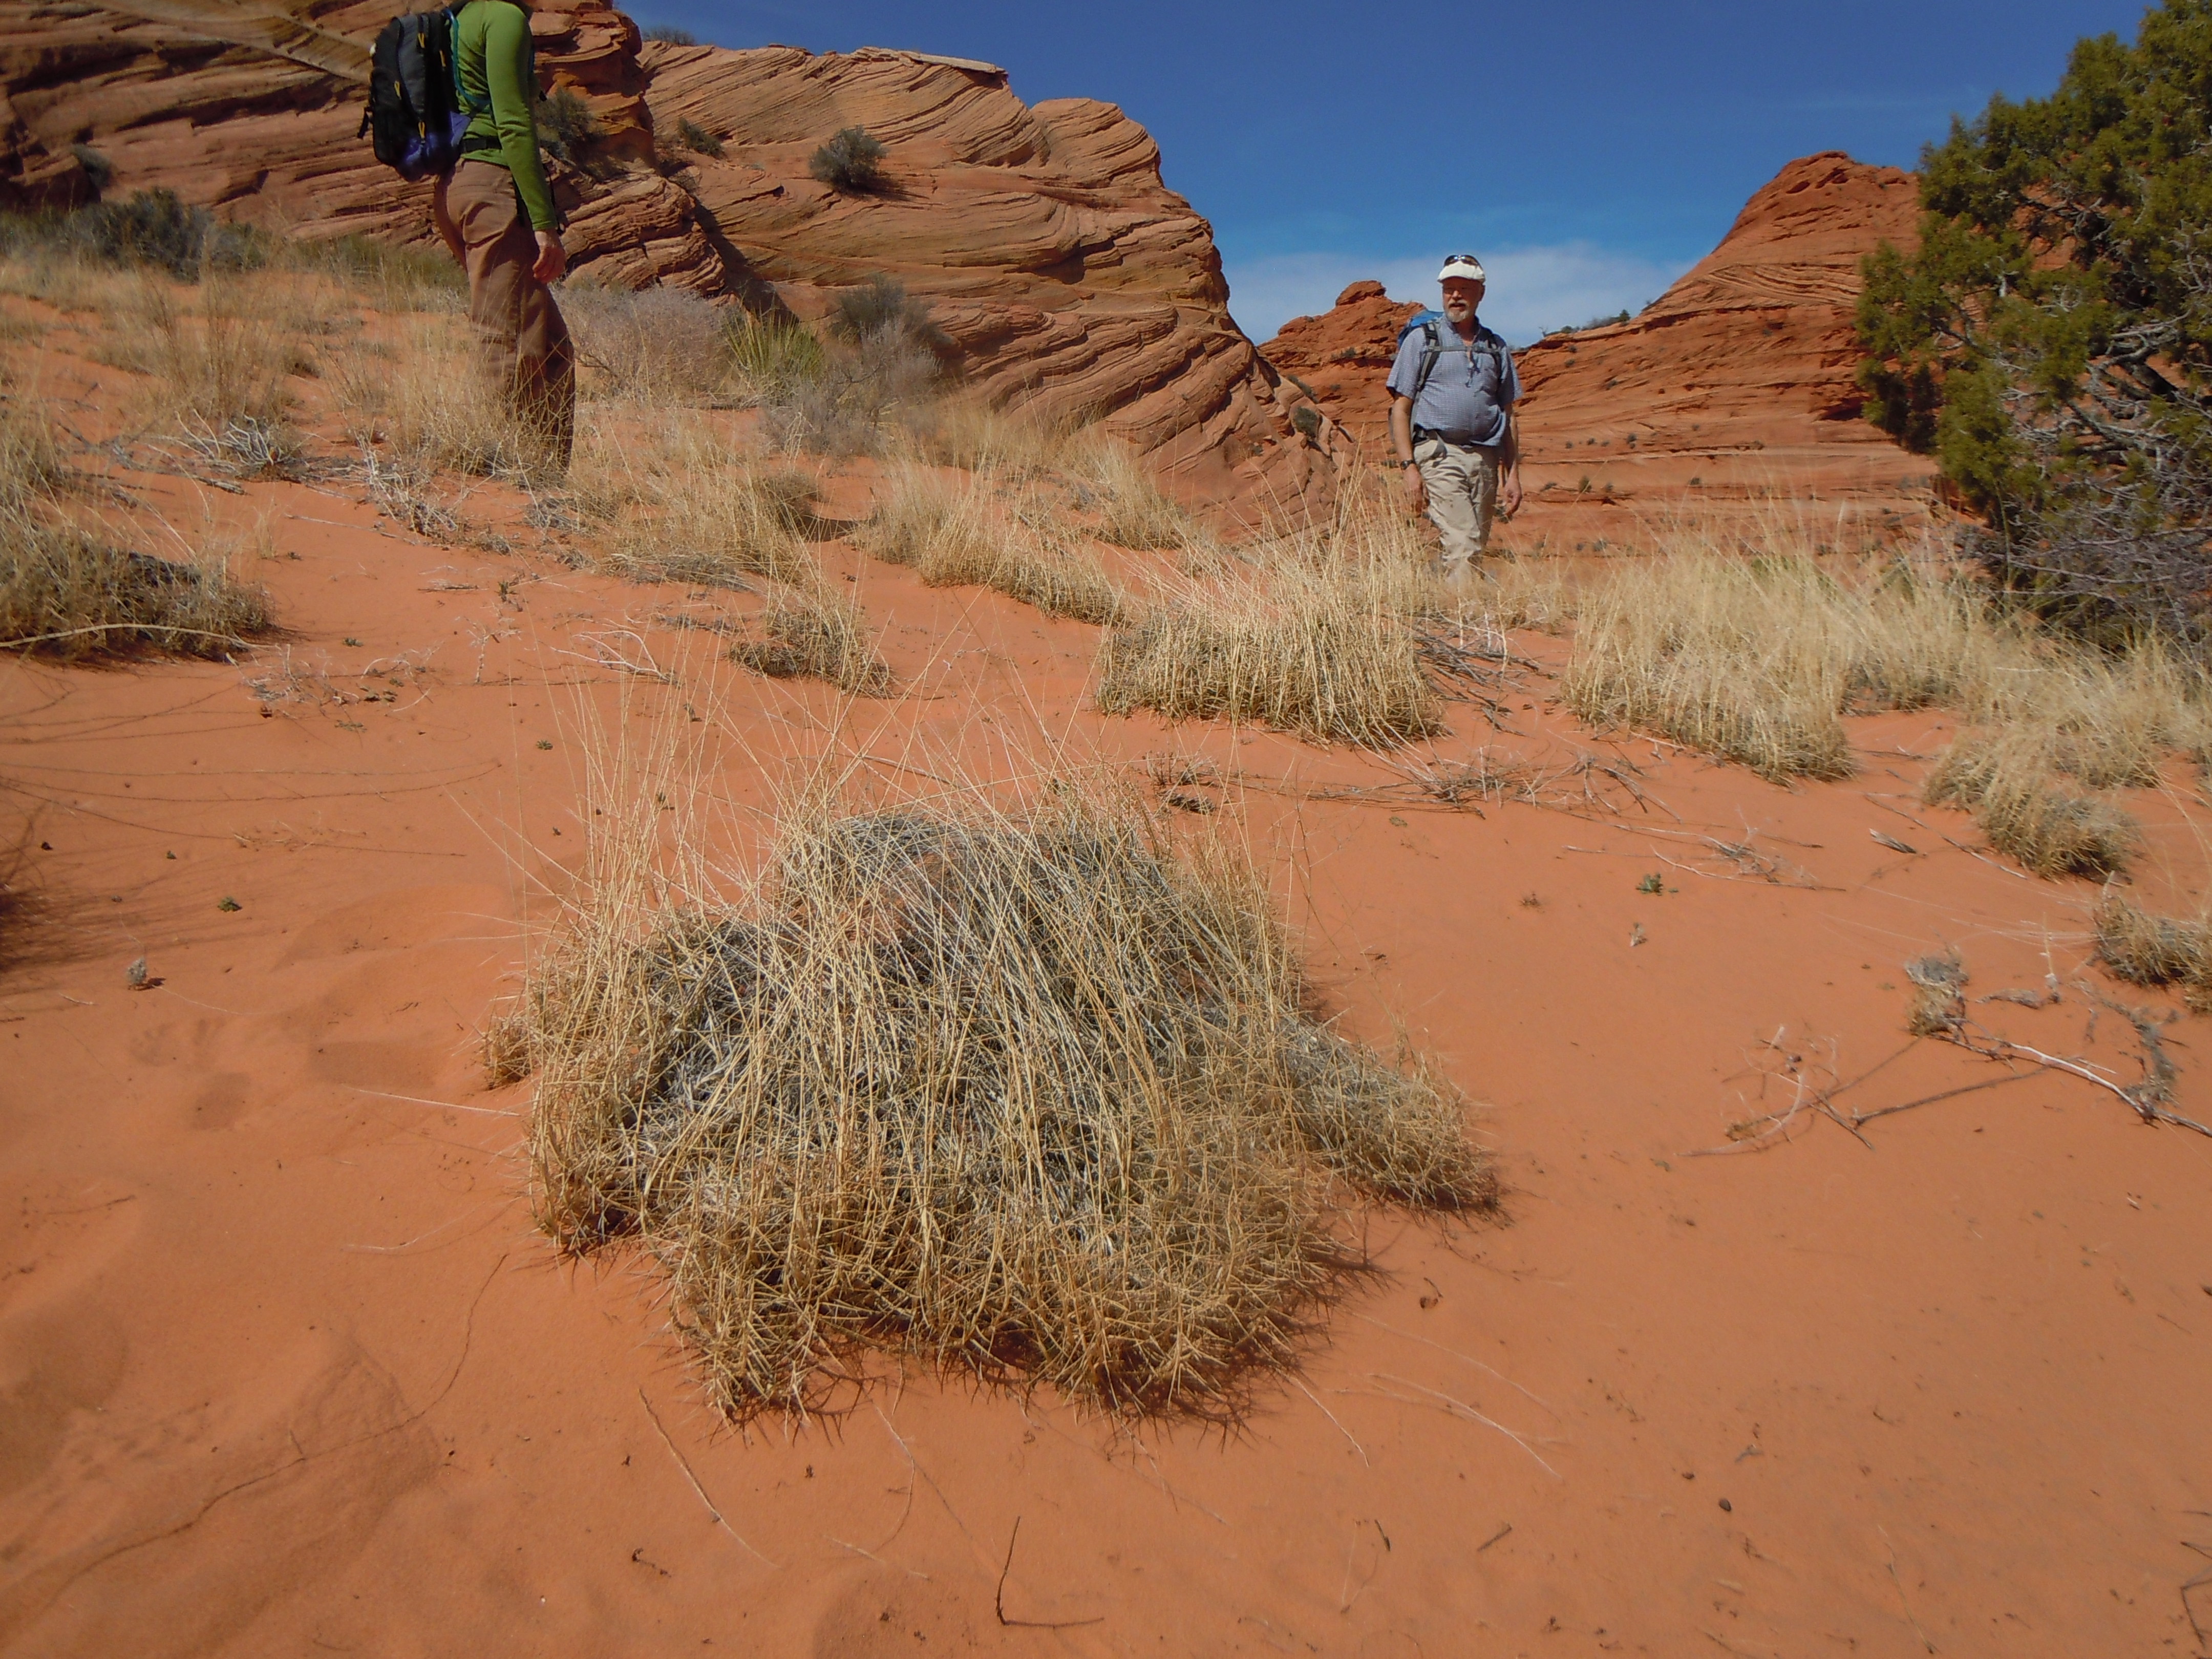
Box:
[563,284,731,402]
[524,780,1488,1419]
[1098,545,1442,748]
[810,125,887,194]
[827,275,952,357]
[763,327,940,457]
[1290,405,1322,441]
[728,584,891,694]
[675,116,724,157]
[538,88,605,165]
[0,188,262,280]
[643,24,697,44]
[1923,731,2140,877]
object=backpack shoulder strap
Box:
[1413,318,1444,398]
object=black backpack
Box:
[360,7,485,181]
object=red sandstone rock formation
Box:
[1258,279,1418,452]
[1259,153,1938,549]
[0,3,1309,506]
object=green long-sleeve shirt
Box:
[453,0,559,231]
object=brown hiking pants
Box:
[434,159,574,467]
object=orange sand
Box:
[4,354,2210,1659]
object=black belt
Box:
[459,135,503,157]
[1414,426,1479,445]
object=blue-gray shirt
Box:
[1386,318,1520,449]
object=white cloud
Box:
[1223,243,1694,347]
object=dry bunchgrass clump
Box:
[1565,554,1857,780]
[1066,433,1189,549]
[1,527,272,657]
[0,395,270,656]
[567,417,819,587]
[524,775,1489,1420]
[1098,539,1443,748]
[908,398,1068,479]
[1924,730,2140,877]
[339,311,535,476]
[2094,890,2212,1005]
[862,461,1127,623]
[1565,544,2212,804]
[728,584,891,695]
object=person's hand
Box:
[1400,463,1427,513]
[532,231,567,284]
[1499,472,1524,520]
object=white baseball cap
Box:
[1436,254,1487,282]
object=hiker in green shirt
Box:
[431,0,575,467]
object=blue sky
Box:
[629,1,2149,343]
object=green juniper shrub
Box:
[811,126,888,194]
[1857,0,2212,650]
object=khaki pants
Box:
[1414,436,1499,579]
[434,160,574,467]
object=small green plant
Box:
[1636,871,1664,895]
[810,126,887,194]
[216,896,241,912]
[1290,405,1322,441]
[675,116,724,157]
[725,313,824,399]
[537,88,605,165]
[537,738,555,751]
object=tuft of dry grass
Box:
[523,771,1489,1421]
[1065,434,1189,550]
[109,275,316,471]
[1923,731,2141,877]
[0,394,270,657]
[2094,890,2212,1003]
[1565,545,2212,823]
[1097,528,1443,749]
[1564,555,1858,780]
[728,584,891,695]
[1903,950,1968,1035]
[862,461,1128,624]
[565,417,819,587]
